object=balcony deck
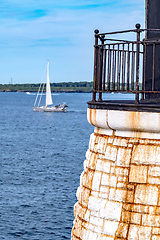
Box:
[88,99,160,112]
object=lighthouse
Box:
[71,1,160,239]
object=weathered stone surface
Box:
[118,176,127,182]
[109,175,117,187]
[127,184,135,190]
[90,215,103,227]
[80,227,98,240]
[71,236,79,240]
[72,218,82,238]
[100,186,110,193]
[148,166,160,177]
[148,176,160,185]
[134,185,158,206]
[103,220,119,236]
[132,145,160,165]
[113,137,128,147]
[116,148,132,167]
[108,137,114,144]
[80,169,94,189]
[101,173,110,185]
[111,166,129,176]
[84,209,90,222]
[92,171,102,191]
[88,196,103,212]
[89,133,96,151]
[109,188,127,202]
[122,211,131,223]
[152,236,160,240]
[76,186,91,207]
[130,212,141,225]
[96,159,111,173]
[115,222,129,238]
[99,192,109,199]
[91,190,99,197]
[72,133,160,240]
[85,150,98,169]
[129,165,148,183]
[74,202,86,219]
[117,182,127,189]
[152,227,160,235]
[100,201,122,221]
[142,214,160,227]
[132,204,148,214]
[128,225,152,240]
[104,145,118,162]
[99,236,114,240]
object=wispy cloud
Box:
[0,0,144,83]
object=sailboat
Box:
[33,61,68,112]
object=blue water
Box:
[0,92,135,240]
[0,92,94,240]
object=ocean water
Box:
[0,92,135,240]
[0,92,94,240]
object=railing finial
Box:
[94,29,99,34]
[135,23,141,29]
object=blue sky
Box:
[0,0,144,84]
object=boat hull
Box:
[33,106,67,112]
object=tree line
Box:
[0,81,93,92]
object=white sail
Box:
[46,60,53,106]
[33,60,68,112]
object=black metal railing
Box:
[92,23,160,103]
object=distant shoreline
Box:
[0,81,93,93]
[0,90,92,93]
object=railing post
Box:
[135,23,141,104]
[98,35,105,101]
[92,29,99,102]
[141,42,146,100]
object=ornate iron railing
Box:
[92,23,160,103]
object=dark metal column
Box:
[145,0,160,101]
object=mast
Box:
[46,60,53,106]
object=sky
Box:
[0,0,145,84]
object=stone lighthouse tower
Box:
[71,1,160,239]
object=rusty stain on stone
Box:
[88,108,97,127]
[128,111,142,132]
